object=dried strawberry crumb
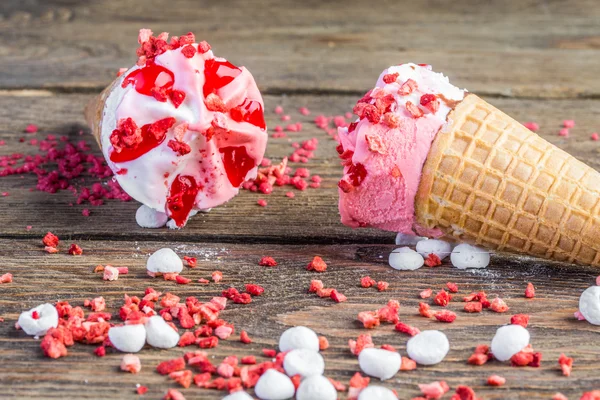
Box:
[558,353,573,376]
[163,388,186,400]
[395,322,420,336]
[357,311,380,329]
[257,199,267,207]
[434,289,452,307]
[157,358,186,375]
[198,41,211,53]
[330,289,347,303]
[419,288,432,298]
[564,120,575,128]
[487,375,506,386]
[308,279,324,293]
[262,348,277,358]
[435,310,457,323]
[400,356,417,371]
[0,273,13,284]
[525,282,535,298]
[467,352,488,366]
[245,284,264,296]
[511,313,530,328]
[464,302,482,313]
[490,297,509,313]
[524,122,540,132]
[424,253,442,267]
[452,385,479,400]
[258,256,277,267]
[420,94,440,114]
[418,381,450,399]
[183,256,197,268]
[307,256,327,272]
[169,90,186,108]
[68,244,83,255]
[240,330,252,344]
[377,281,389,291]
[316,288,334,298]
[181,44,197,58]
[398,79,417,95]
[406,101,424,118]
[168,140,191,156]
[328,377,347,391]
[136,386,148,395]
[360,276,376,288]
[211,271,223,283]
[348,334,374,356]
[43,232,59,247]
[446,282,458,293]
[319,336,329,350]
[198,336,219,349]
[382,72,399,84]
[419,302,434,318]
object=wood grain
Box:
[1,0,600,97]
[0,238,599,399]
[1,93,600,244]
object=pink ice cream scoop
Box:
[93,30,267,228]
[337,63,465,235]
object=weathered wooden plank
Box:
[0,238,598,399]
[1,0,600,96]
[1,93,600,243]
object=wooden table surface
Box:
[1,1,600,399]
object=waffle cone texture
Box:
[84,77,120,150]
[415,94,600,266]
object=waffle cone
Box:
[415,94,600,266]
[84,77,121,149]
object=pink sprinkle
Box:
[257,199,267,207]
[591,133,599,141]
[523,122,539,132]
[274,106,284,114]
[285,192,295,198]
[563,120,575,128]
[26,226,32,231]
[25,124,38,133]
[299,107,310,116]
[82,209,91,216]
[559,128,569,137]
[281,115,291,122]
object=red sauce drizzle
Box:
[219,146,256,187]
[234,99,266,130]
[122,62,174,97]
[167,175,201,227]
[110,123,167,163]
[203,59,242,97]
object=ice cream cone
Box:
[84,77,120,149]
[415,94,600,266]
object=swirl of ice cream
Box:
[100,30,267,227]
[337,63,465,234]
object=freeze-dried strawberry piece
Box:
[319,336,329,350]
[360,276,376,288]
[395,322,420,336]
[511,314,530,328]
[382,72,399,84]
[330,289,347,303]
[510,350,534,367]
[182,256,196,267]
[157,358,186,375]
[348,334,374,356]
[307,256,327,272]
[446,282,458,293]
[175,275,191,284]
[424,253,442,267]
[452,385,479,400]
[205,93,227,112]
[0,273,13,284]
[435,310,457,323]
[245,284,264,296]
[41,334,68,359]
[580,392,600,400]
[434,289,452,307]
[168,140,191,156]
[316,288,334,298]
[178,332,196,347]
[308,279,324,293]
[467,352,488,366]
[464,302,482,313]
[420,94,440,114]
[398,79,417,95]
[169,90,186,108]
[258,256,277,267]
[558,353,573,377]
[419,302,434,318]
[262,348,277,358]
[358,311,380,329]
[328,377,346,392]
[377,300,400,324]
[163,388,186,400]
[525,282,535,298]
[198,41,211,53]
[377,281,389,291]
[181,44,197,58]
[198,336,219,349]
[43,232,59,247]
[239,330,252,344]
[530,352,542,368]
[68,243,83,255]
[487,375,506,386]
[400,356,417,371]
[490,297,509,313]
[420,288,432,299]
[418,381,450,400]
[241,355,256,365]
[212,271,223,283]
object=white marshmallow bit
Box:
[146,248,183,276]
[222,391,254,400]
[108,324,147,353]
[450,244,490,269]
[395,233,425,246]
[416,239,452,260]
[388,247,424,271]
[490,324,530,361]
[358,348,401,380]
[135,204,168,228]
[254,369,295,400]
[17,303,59,336]
[296,375,337,400]
[145,315,179,349]
[407,330,449,365]
[358,385,398,400]
[278,326,319,352]
[283,348,325,378]
[579,286,600,325]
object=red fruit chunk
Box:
[418,381,450,400]
[240,330,252,344]
[357,311,380,329]
[169,370,193,388]
[419,302,434,318]
[181,44,197,58]
[434,310,457,323]
[178,332,196,347]
[400,356,417,371]
[424,253,442,267]
[452,385,479,400]
[395,322,420,336]
[168,140,191,156]
[464,302,482,313]
[487,375,506,386]
[434,289,452,307]
[490,297,509,313]
[157,358,186,375]
[319,336,329,350]
[420,94,440,113]
[420,288,432,299]
[307,256,327,272]
[169,90,186,108]
[446,282,458,293]
[198,336,219,349]
[361,276,377,288]
[245,284,265,296]
[348,334,374,356]
[163,389,186,400]
[525,282,535,298]
[377,281,389,291]
[511,314,530,328]
[43,232,59,247]
[262,348,277,358]
[330,289,347,303]
[467,353,488,366]
[382,72,399,84]
[398,79,417,95]
[183,256,197,267]
[308,279,324,293]
[558,353,573,376]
